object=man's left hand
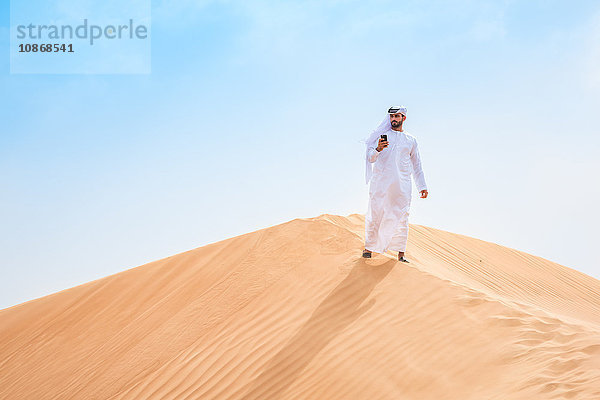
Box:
[420,190,428,198]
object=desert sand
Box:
[1,213,600,399]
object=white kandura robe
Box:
[364,129,427,254]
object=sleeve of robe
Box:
[367,146,380,163]
[410,139,428,192]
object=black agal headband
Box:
[388,106,407,116]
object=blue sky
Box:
[1,0,599,309]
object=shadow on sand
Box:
[238,257,396,399]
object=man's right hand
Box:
[376,138,389,152]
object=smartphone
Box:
[380,134,387,141]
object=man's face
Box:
[390,113,405,128]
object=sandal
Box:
[362,249,372,258]
[398,255,410,263]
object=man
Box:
[362,105,429,262]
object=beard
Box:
[391,120,402,127]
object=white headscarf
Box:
[361,106,407,184]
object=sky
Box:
[1,0,599,310]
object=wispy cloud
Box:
[583,9,600,89]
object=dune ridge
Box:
[1,213,599,399]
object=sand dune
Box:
[1,213,600,399]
